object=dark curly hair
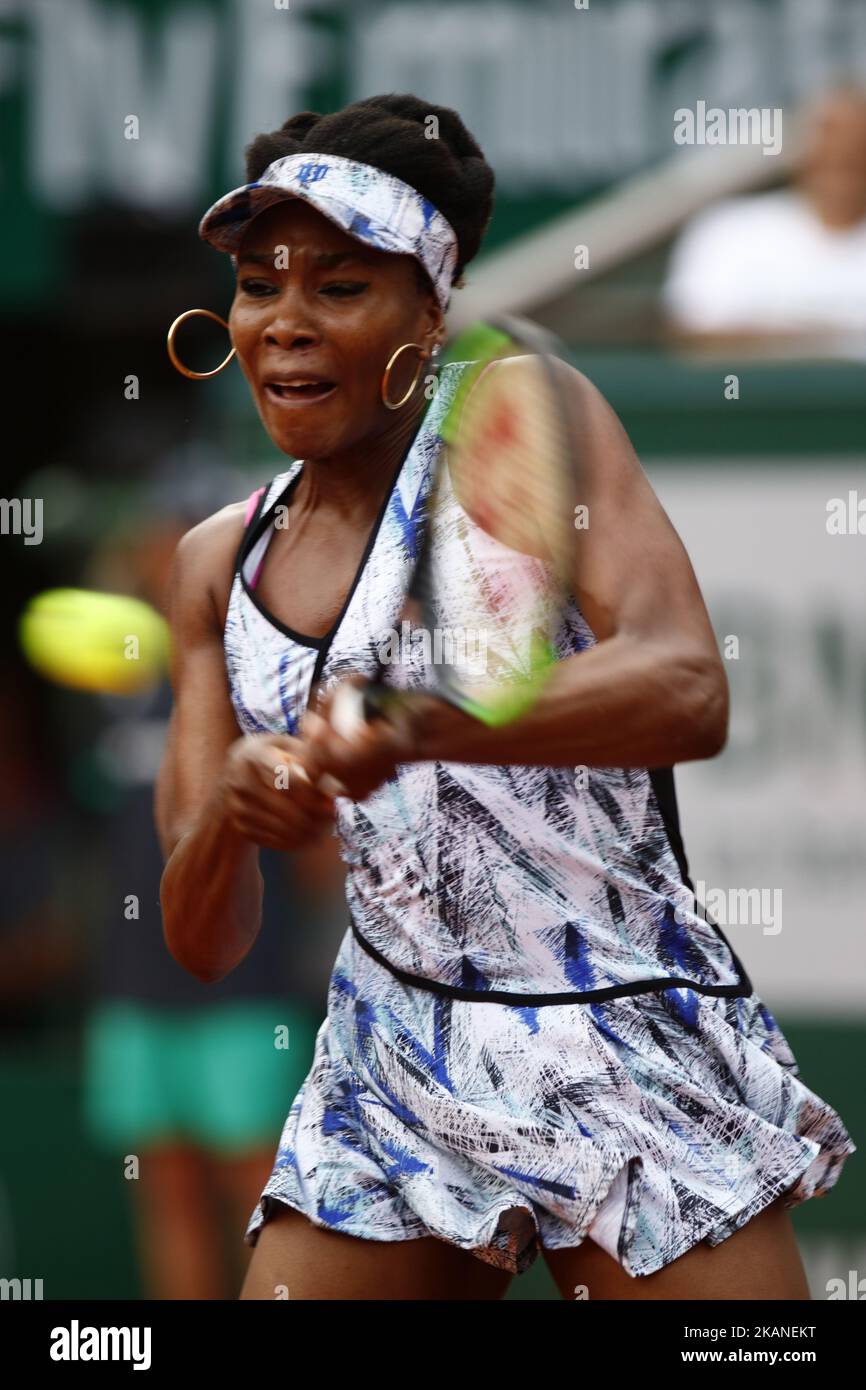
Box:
[243,92,495,297]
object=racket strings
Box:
[419,473,563,707]
[442,343,578,719]
[370,321,578,726]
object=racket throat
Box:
[358,681,397,723]
[329,680,400,738]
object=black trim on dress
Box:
[238,458,402,684]
[348,906,754,1006]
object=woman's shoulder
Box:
[205,464,301,543]
[168,498,249,635]
[171,466,295,633]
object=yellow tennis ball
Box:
[18,588,170,695]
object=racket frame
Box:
[330,313,577,738]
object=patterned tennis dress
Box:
[225,360,855,1279]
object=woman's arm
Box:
[156,508,265,983]
[420,360,727,767]
[157,505,341,982]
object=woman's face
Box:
[228,200,444,461]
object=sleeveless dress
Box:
[225,360,855,1278]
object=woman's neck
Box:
[295,394,429,526]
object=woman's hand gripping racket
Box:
[329,313,579,743]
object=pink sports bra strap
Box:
[244,484,267,528]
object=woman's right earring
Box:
[166,308,236,379]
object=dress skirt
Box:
[244,926,855,1278]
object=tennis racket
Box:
[329,313,579,741]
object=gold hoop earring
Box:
[166,308,236,379]
[381,342,426,410]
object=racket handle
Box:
[330,682,392,739]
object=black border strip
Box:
[231,481,269,577]
[647,767,693,891]
[238,458,402,685]
[221,482,271,636]
[645,765,753,997]
[238,469,323,649]
[348,910,754,1006]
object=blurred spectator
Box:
[662,86,866,356]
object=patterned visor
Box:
[198,152,459,310]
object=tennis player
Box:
[157,93,854,1301]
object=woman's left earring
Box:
[166,308,236,378]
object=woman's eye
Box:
[321,282,369,297]
[239,279,277,297]
[237,278,368,298]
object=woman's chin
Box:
[259,412,336,459]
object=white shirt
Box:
[663,189,866,334]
